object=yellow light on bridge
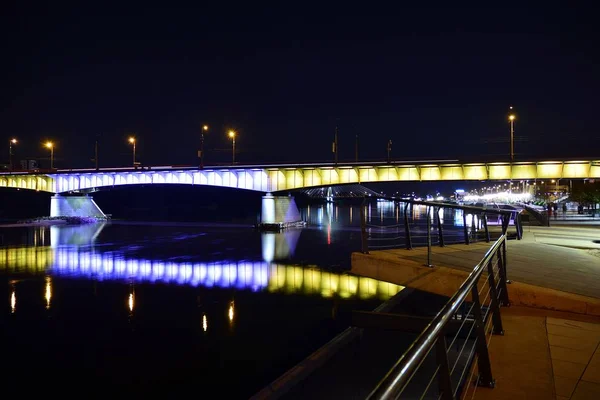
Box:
[45,141,53,149]
[203,125,209,131]
[128,137,136,144]
[508,114,516,121]
[228,130,236,139]
[10,138,17,144]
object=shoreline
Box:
[0,220,70,228]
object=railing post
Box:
[425,206,433,267]
[501,214,510,235]
[436,336,455,400]
[515,212,523,240]
[486,260,504,335]
[463,212,470,245]
[470,284,495,388]
[436,206,445,247]
[482,213,490,243]
[404,202,412,250]
[360,200,369,254]
[498,239,510,306]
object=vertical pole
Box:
[436,207,445,247]
[232,137,236,165]
[355,134,358,162]
[497,240,510,306]
[51,147,54,169]
[360,199,369,254]
[463,211,470,245]
[515,212,523,240]
[425,206,433,267]
[436,336,454,400]
[387,140,392,163]
[471,285,495,388]
[200,131,204,168]
[510,119,514,162]
[486,260,505,335]
[9,141,13,170]
[482,213,490,242]
[334,126,338,164]
[404,202,412,250]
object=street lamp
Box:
[228,130,236,165]
[200,125,208,168]
[508,111,516,162]
[9,138,17,170]
[387,139,392,163]
[128,137,136,167]
[45,142,54,169]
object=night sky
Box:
[1,4,599,169]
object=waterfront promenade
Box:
[351,224,600,399]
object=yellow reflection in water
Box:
[267,264,403,300]
[0,246,53,272]
[202,313,208,332]
[11,290,16,313]
[228,301,235,323]
[45,276,52,309]
[128,292,134,313]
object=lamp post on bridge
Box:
[508,106,516,162]
[387,139,392,163]
[228,130,236,165]
[9,138,17,170]
[128,137,136,167]
[45,142,54,169]
[200,125,208,168]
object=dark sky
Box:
[1,4,599,168]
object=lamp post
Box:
[508,109,516,162]
[228,130,236,165]
[387,139,392,163]
[200,125,208,168]
[332,126,338,164]
[45,142,54,169]
[9,138,17,170]
[128,137,136,167]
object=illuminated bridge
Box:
[1,159,599,194]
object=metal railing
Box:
[360,198,523,255]
[367,232,510,400]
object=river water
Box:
[0,200,486,398]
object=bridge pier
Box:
[50,194,106,219]
[258,193,304,231]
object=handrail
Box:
[361,197,521,253]
[368,234,508,399]
[377,197,516,216]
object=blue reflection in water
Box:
[51,249,270,291]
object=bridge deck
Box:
[1,159,599,193]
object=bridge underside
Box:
[0,160,598,194]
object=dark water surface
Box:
[1,203,407,399]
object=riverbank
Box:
[0,216,106,228]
